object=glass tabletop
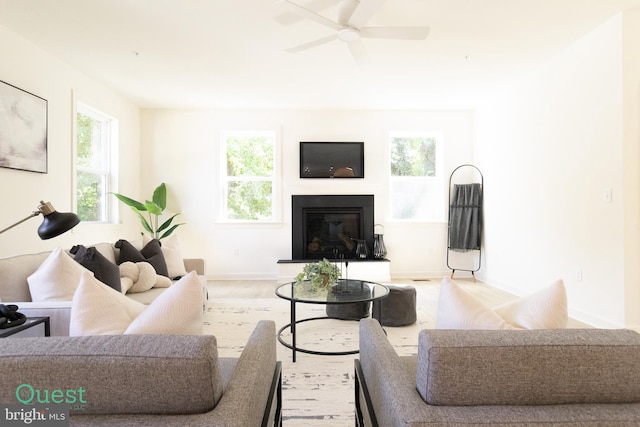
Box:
[276,279,389,304]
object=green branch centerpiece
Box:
[112,183,183,240]
[295,258,341,293]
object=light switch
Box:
[602,188,612,204]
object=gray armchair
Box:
[355,318,640,426]
[1,320,281,426]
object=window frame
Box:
[73,102,118,224]
[219,130,280,224]
[388,131,445,222]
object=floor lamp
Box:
[0,201,80,239]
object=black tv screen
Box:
[300,142,364,178]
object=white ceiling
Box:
[1,0,639,109]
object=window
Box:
[389,132,444,221]
[75,104,117,222]
[220,131,278,222]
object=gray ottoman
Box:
[373,285,417,326]
[326,283,372,320]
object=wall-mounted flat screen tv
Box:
[300,142,364,178]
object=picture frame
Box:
[0,80,48,173]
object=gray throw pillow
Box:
[115,239,169,277]
[70,245,121,292]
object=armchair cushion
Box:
[0,334,223,415]
[416,328,640,406]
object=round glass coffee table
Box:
[275,279,389,362]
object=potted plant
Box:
[112,183,183,240]
[295,258,341,292]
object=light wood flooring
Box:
[206,278,589,328]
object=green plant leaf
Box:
[133,210,154,234]
[152,183,167,211]
[157,213,181,232]
[112,193,146,211]
[144,201,163,216]
[159,224,183,240]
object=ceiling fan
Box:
[283,0,429,63]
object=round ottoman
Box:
[372,285,417,326]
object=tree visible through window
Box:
[76,105,115,222]
[390,132,444,221]
[221,131,277,221]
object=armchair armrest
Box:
[184,258,205,275]
[209,320,281,426]
[357,318,429,427]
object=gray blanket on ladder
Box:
[449,183,482,251]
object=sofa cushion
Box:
[493,279,568,329]
[70,271,203,336]
[436,277,516,330]
[70,245,121,292]
[436,277,567,330]
[27,248,87,302]
[0,251,49,302]
[416,328,640,406]
[70,272,146,335]
[0,334,223,415]
[116,238,168,277]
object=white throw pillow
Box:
[436,277,517,330]
[144,233,187,279]
[27,248,88,302]
[70,271,146,335]
[70,271,203,336]
[125,271,203,335]
[493,279,568,329]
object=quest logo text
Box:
[1,382,86,426]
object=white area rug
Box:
[203,291,435,426]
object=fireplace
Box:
[292,195,374,260]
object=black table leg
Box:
[290,300,296,362]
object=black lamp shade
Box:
[37,211,81,240]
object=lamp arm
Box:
[0,211,41,235]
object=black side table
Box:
[0,316,50,338]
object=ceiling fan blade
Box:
[337,0,359,25]
[286,34,339,53]
[284,0,342,30]
[274,0,336,26]
[348,0,386,29]
[346,39,369,65]
[360,26,430,40]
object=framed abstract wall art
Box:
[0,80,48,173]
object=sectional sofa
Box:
[0,241,206,336]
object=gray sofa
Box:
[0,320,282,426]
[0,242,206,336]
[355,318,640,426]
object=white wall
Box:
[476,13,640,328]
[0,24,141,257]
[140,108,474,280]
